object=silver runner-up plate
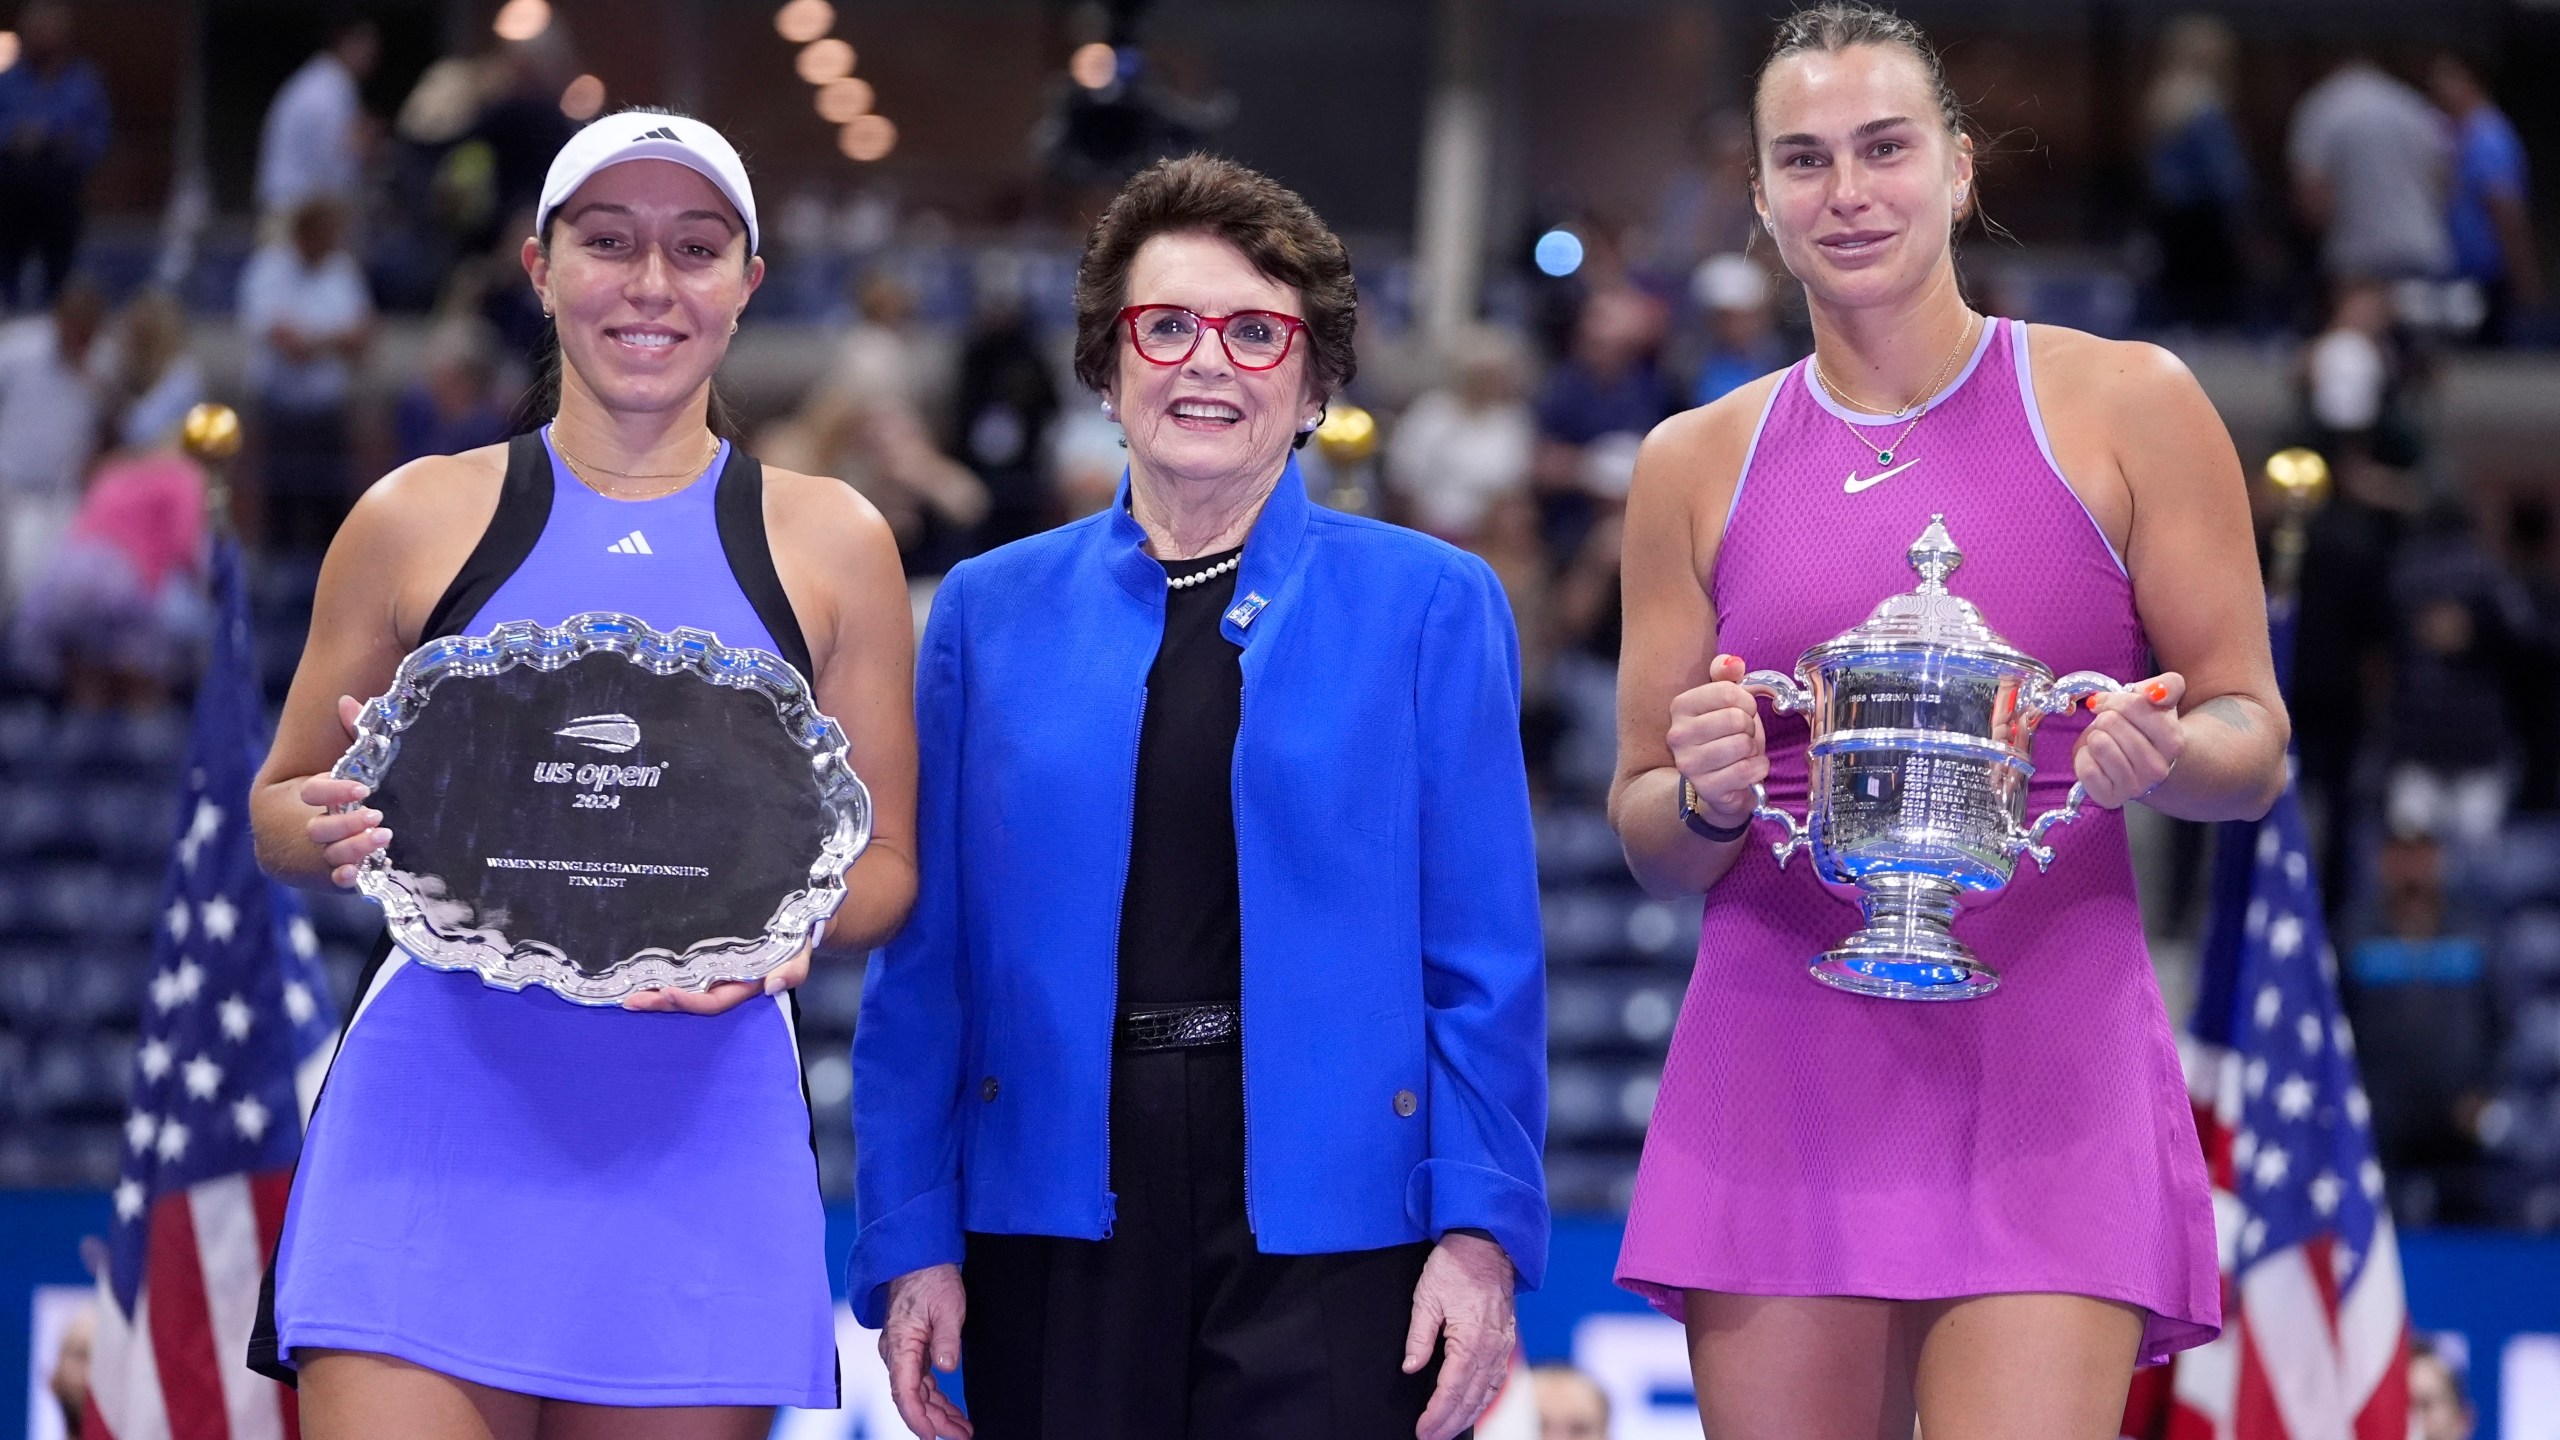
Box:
[331,612,872,1005]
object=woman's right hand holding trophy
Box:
[1667,652,1772,831]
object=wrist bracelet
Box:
[1679,778,1753,843]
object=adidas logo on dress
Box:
[606,531,653,555]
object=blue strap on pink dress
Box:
[1615,319,2221,1365]
[260,429,838,1406]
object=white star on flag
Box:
[2268,914,2303,959]
[217,994,253,1041]
[124,1112,156,1153]
[165,899,189,942]
[2254,984,2282,1028]
[2361,1159,2386,1198]
[173,959,203,1003]
[2245,897,2267,938]
[283,980,316,1025]
[2296,1012,2325,1054]
[2333,1243,2359,1279]
[200,895,238,944]
[2283,850,2308,886]
[231,1095,271,1142]
[2345,1086,2372,1126]
[2241,1216,2267,1256]
[113,1180,145,1221]
[2244,1057,2269,1098]
[2253,1144,2291,1190]
[2275,1074,2315,1120]
[138,1039,172,1081]
[2333,1016,2356,1055]
[2310,1171,2343,1215]
[289,916,318,958]
[176,798,222,869]
[155,1120,190,1162]
[181,1054,223,1101]
[149,969,184,1012]
[2234,1129,2258,1170]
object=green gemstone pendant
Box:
[1876,450,1893,465]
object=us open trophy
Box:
[331,614,872,1005]
[1740,515,2124,1001]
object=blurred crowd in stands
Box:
[0,2,2554,1243]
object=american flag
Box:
[83,539,338,1440]
[2125,609,2409,1440]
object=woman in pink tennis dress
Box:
[1608,6,2290,1437]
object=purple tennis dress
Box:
[264,431,837,1406]
[1616,320,2221,1364]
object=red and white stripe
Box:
[2125,1039,2408,1440]
[85,1171,301,1440]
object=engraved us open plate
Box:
[332,612,871,1005]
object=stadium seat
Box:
[1543,884,1638,967]
[0,702,51,768]
[2504,996,2560,1086]
[0,780,75,857]
[1536,804,1626,883]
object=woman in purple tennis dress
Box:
[243,113,917,1437]
[1610,8,2290,1437]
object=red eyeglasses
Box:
[1117,305,1308,371]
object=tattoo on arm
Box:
[2194,696,2256,734]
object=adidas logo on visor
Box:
[606,530,653,555]
[634,127,681,142]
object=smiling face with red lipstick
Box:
[1751,40,1974,314]
[525,158,764,424]
[1107,230,1326,502]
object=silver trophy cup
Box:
[1740,515,2123,1000]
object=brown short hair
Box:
[1072,153,1357,398]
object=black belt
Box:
[1117,1002,1241,1051]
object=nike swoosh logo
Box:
[1843,457,1922,494]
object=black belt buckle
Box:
[1117,1002,1241,1051]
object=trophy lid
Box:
[1802,514,2046,675]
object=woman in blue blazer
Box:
[852,154,1548,1440]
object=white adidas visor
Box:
[536,111,760,255]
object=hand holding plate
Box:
[302,694,389,888]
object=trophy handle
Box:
[1742,669,1811,714]
[1751,783,1810,869]
[2033,670,2125,715]
[2010,781,2096,872]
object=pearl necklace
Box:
[1164,554,1242,590]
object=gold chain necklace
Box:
[554,431,720,501]
[1813,313,1980,468]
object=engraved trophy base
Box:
[1810,873,2002,1001]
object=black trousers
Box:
[0,154,83,308]
[961,1046,1449,1440]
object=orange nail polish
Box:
[2084,694,2101,711]
[2146,682,2170,704]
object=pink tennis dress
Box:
[1615,319,2221,1364]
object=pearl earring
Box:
[1100,399,1115,418]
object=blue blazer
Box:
[849,461,1548,1326]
